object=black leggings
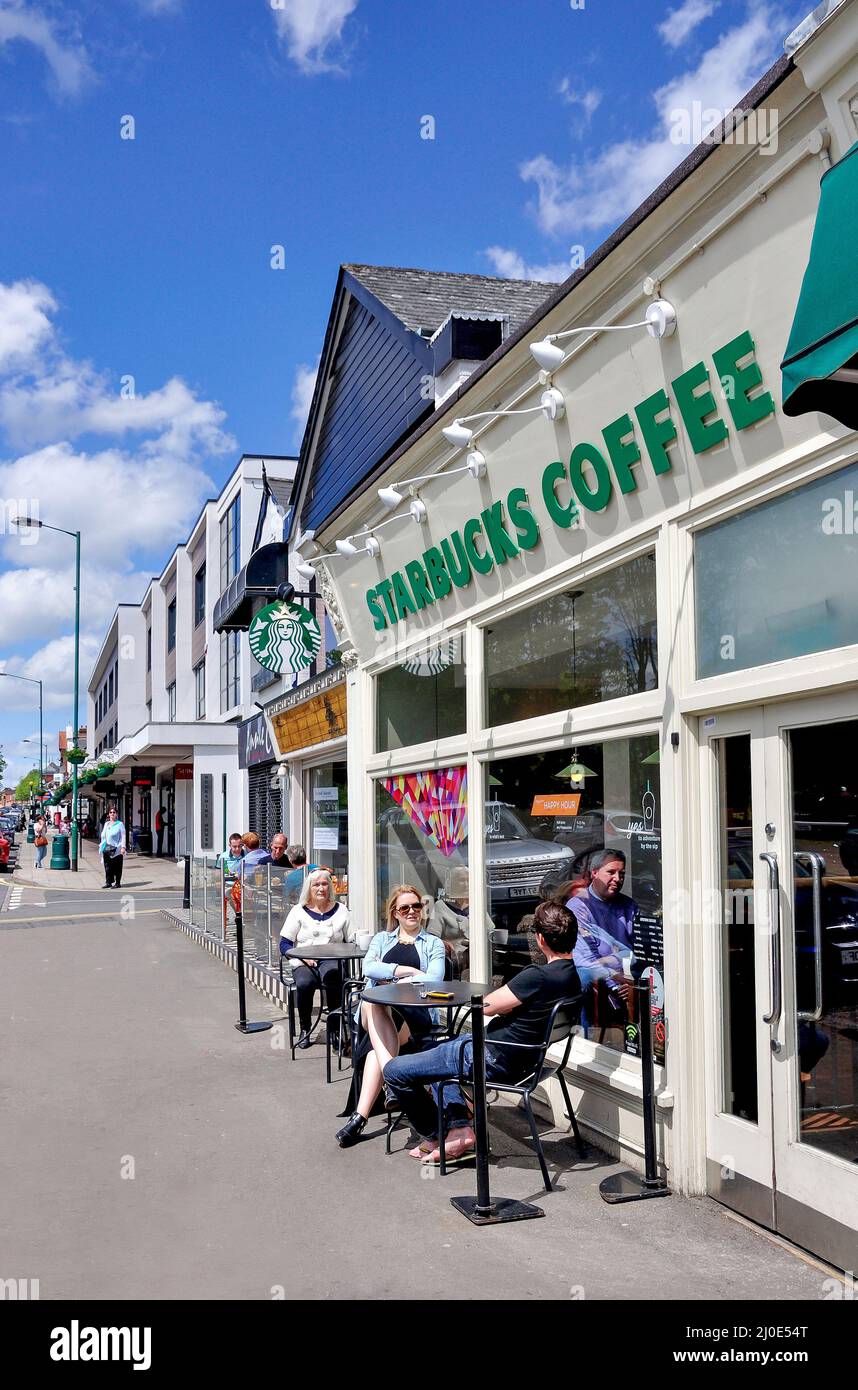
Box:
[293,959,342,1031]
[104,851,123,887]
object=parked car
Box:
[0,832,10,871]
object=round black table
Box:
[368,980,544,1226]
[285,943,367,1048]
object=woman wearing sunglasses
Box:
[335,884,446,1147]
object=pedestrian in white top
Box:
[280,870,352,1049]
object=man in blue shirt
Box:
[570,848,637,1005]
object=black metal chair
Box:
[435,995,586,1192]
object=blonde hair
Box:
[299,868,336,910]
[242,831,260,850]
[385,884,425,932]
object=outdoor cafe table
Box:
[285,942,367,1041]
[367,980,545,1226]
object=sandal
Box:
[408,1140,436,1159]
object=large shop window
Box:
[375,639,466,752]
[486,736,663,1057]
[484,553,657,728]
[375,767,470,967]
[695,461,858,677]
[307,762,349,888]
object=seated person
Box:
[284,844,319,905]
[280,870,352,1050]
[240,831,269,868]
[383,900,580,1165]
[567,847,636,949]
[217,832,245,931]
[335,886,446,1148]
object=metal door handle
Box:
[794,851,825,1022]
[760,852,781,1051]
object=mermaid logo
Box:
[248,601,322,674]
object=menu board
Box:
[625,911,665,1065]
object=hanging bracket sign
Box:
[248,601,322,674]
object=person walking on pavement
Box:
[33,813,49,870]
[155,805,164,856]
[99,806,126,889]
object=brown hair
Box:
[242,831,260,850]
[385,884,425,932]
[551,872,590,905]
[533,900,577,953]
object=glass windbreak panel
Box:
[695,462,858,678]
[375,767,469,966]
[790,721,858,1166]
[485,553,657,728]
[717,735,758,1123]
[307,762,349,891]
[375,638,466,752]
[485,735,663,1056]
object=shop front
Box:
[306,37,858,1269]
[239,711,285,849]
[265,666,349,891]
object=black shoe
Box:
[383,1084,400,1112]
[336,1112,367,1148]
[102,883,110,889]
[297,1030,312,1050]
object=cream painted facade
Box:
[302,6,858,1270]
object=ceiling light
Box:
[442,421,474,449]
[378,485,403,509]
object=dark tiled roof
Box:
[344,264,556,336]
[267,476,294,513]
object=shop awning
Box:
[781,141,858,429]
[213,542,290,633]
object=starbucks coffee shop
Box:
[295,4,858,1270]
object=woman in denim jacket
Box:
[335,885,445,1147]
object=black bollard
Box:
[599,977,671,1203]
[451,994,545,1226]
[234,905,272,1036]
[182,853,191,911]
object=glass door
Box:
[701,696,858,1271]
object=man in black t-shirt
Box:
[384,901,581,1164]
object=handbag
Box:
[34,834,48,847]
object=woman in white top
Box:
[280,869,352,1049]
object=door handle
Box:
[760,852,782,1052]
[794,851,825,1022]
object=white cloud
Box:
[137,0,182,11]
[0,280,56,372]
[659,0,719,49]
[0,0,93,98]
[0,632,102,706]
[0,278,234,660]
[482,247,570,284]
[271,0,359,75]
[558,80,602,122]
[520,3,781,238]
[290,358,319,437]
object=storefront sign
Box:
[174,763,193,780]
[265,665,344,718]
[131,766,156,787]
[248,600,321,673]
[531,793,581,816]
[200,773,214,851]
[364,330,774,631]
[269,681,347,757]
[238,712,275,769]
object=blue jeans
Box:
[35,843,47,868]
[384,1036,517,1140]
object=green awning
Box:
[781,140,858,429]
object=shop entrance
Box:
[700,694,858,1271]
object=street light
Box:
[15,515,82,871]
[0,672,44,807]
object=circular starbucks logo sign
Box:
[249,601,322,674]
[402,639,458,678]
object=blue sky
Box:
[0,0,807,783]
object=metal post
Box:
[182,852,191,911]
[203,857,209,936]
[266,864,273,969]
[234,879,272,1036]
[451,994,545,1226]
[599,978,671,1203]
[70,530,81,872]
[221,860,227,942]
[38,679,43,811]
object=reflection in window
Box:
[485,553,657,728]
[375,767,471,970]
[485,735,663,1056]
[307,762,349,889]
[375,638,466,752]
[695,462,858,677]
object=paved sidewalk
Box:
[0,896,842,1301]
[13,837,186,892]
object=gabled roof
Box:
[343,264,556,336]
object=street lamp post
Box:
[15,516,82,870]
[0,673,44,802]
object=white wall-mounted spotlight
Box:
[466,449,486,478]
[296,560,318,581]
[441,421,474,449]
[335,538,359,556]
[378,485,403,509]
[409,498,428,524]
[365,535,381,558]
[529,298,677,370]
